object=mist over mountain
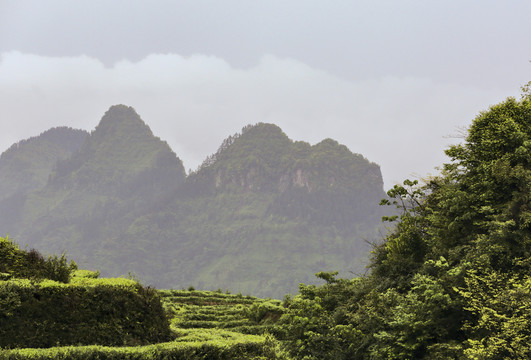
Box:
[0,127,89,231]
[0,105,387,298]
[0,127,88,201]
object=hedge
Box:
[0,329,289,360]
[0,277,171,349]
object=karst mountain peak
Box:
[0,105,386,298]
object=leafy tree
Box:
[280,83,531,359]
[279,272,366,360]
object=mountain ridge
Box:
[0,105,387,298]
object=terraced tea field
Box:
[160,289,286,336]
[2,289,290,359]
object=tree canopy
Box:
[279,84,531,359]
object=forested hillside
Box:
[277,85,531,359]
[4,105,186,275]
[0,127,88,201]
[0,105,386,298]
[0,127,88,231]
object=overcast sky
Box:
[1,1,530,188]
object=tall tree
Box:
[280,83,531,359]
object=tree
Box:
[280,83,531,359]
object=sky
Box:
[1,1,530,189]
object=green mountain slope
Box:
[0,127,88,230]
[156,123,386,297]
[0,127,88,201]
[1,106,386,298]
[13,105,186,266]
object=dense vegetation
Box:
[160,289,285,337]
[0,127,88,230]
[276,85,531,359]
[0,127,88,202]
[1,86,530,359]
[1,255,290,359]
[0,105,385,298]
[0,236,76,283]
[0,237,171,349]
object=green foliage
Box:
[71,269,100,279]
[374,180,429,290]
[457,268,531,359]
[279,275,367,360]
[0,277,171,349]
[0,330,290,360]
[160,289,285,337]
[0,274,289,358]
[245,299,285,324]
[0,236,77,283]
[279,84,531,359]
[0,281,23,318]
[369,274,457,359]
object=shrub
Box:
[0,329,290,359]
[0,237,76,283]
[0,277,171,349]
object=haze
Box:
[1,0,530,188]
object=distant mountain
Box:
[0,127,88,230]
[49,104,185,196]
[164,123,386,296]
[0,127,88,201]
[1,105,387,298]
[10,105,186,265]
[190,123,384,227]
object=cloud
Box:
[0,51,514,188]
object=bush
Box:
[71,269,100,279]
[0,237,77,283]
[0,277,171,349]
[245,299,285,323]
[0,329,289,359]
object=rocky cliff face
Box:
[192,123,383,195]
